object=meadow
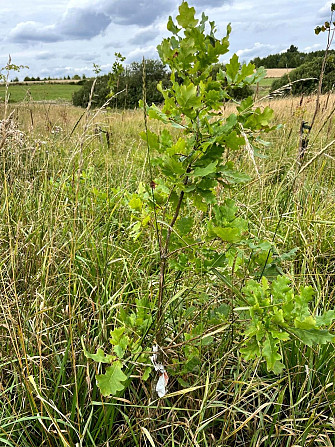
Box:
[0,82,82,103]
[0,69,285,105]
[0,87,334,446]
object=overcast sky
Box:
[0,0,332,79]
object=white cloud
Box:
[318,1,333,18]
[304,43,322,51]
[127,45,158,62]
[9,21,59,43]
[236,42,276,59]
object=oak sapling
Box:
[85,1,335,397]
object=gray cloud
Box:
[35,51,54,60]
[8,0,175,44]
[105,0,173,26]
[128,28,160,45]
[103,41,124,49]
[127,45,158,62]
[9,6,111,43]
[63,52,97,62]
[59,8,110,39]
[189,0,232,7]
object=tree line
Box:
[72,59,253,109]
[252,45,335,69]
[20,74,85,82]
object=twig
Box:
[298,139,335,175]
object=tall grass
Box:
[0,93,335,446]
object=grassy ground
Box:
[0,93,335,446]
[0,82,82,103]
[253,77,279,98]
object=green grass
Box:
[0,95,335,446]
[258,77,277,87]
[252,77,278,98]
[0,82,82,103]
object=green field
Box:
[259,77,277,87]
[0,78,278,104]
[0,82,82,102]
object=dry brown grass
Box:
[265,68,293,78]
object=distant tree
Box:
[287,44,298,53]
[73,74,110,108]
[73,74,81,80]
[278,55,288,68]
[73,59,170,109]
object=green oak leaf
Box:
[148,104,169,123]
[175,83,201,109]
[140,130,159,151]
[167,16,181,34]
[96,361,127,396]
[269,329,290,341]
[315,310,335,326]
[142,366,152,381]
[176,217,194,235]
[240,338,260,361]
[176,2,198,28]
[212,226,241,243]
[223,132,246,151]
[225,54,240,83]
[262,334,284,373]
[128,196,142,212]
[237,96,253,113]
[193,161,218,177]
[84,348,115,364]
[220,163,250,182]
[292,328,335,347]
[167,137,186,156]
[294,315,317,330]
[272,359,286,374]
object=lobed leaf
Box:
[96,361,128,396]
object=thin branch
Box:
[298,139,335,175]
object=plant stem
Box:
[156,189,185,344]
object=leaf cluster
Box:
[241,276,335,373]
